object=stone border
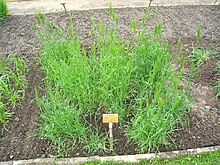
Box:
[1,146,220,165]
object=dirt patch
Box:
[0,63,55,160]
[0,5,220,161]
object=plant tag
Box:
[103,114,118,123]
[103,114,118,150]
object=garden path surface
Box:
[0,2,220,162]
[6,0,220,15]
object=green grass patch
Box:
[0,55,27,124]
[34,8,191,156]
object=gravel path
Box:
[7,0,219,15]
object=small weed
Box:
[189,48,216,68]
[189,24,217,68]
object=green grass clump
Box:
[189,48,216,68]
[0,0,8,22]
[189,25,218,68]
[34,9,190,156]
[0,55,27,124]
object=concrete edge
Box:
[1,146,220,165]
[7,4,220,16]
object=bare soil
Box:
[0,5,220,161]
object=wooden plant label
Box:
[103,114,118,123]
[102,114,118,150]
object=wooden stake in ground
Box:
[103,114,118,150]
[60,3,67,12]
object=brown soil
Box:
[0,5,220,161]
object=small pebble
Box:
[204,106,212,111]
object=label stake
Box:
[109,122,113,150]
[103,114,118,150]
[60,3,67,12]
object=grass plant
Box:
[188,25,217,68]
[189,48,216,68]
[0,55,27,124]
[35,8,191,156]
[215,61,220,98]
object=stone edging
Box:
[1,146,220,165]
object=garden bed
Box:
[0,5,220,161]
